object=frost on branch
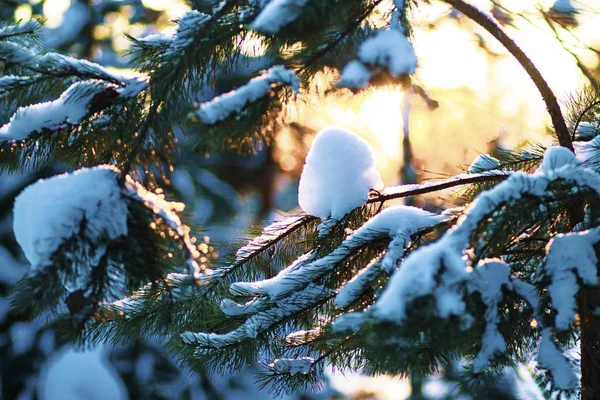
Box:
[13,166,127,282]
[250,0,309,34]
[298,127,383,220]
[196,66,299,125]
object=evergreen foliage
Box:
[2,0,600,399]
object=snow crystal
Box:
[0,80,114,141]
[468,154,500,173]
[359,29,417,76]
[536,146,578,174]
[13,166,127,269]
[39,346,127,400]
[197,66,299,125]
[544,229,600,330]
[338,60,372,89]
[270,357,314,374]
[251,0,308,34]
[537,329,578,390]
[298,127,383,220]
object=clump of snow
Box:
[359,29,417,76]
[536,146,578,174]
[197,66,299,125]
[137,33,173,47]
[298,127,383,219]
[39,346,127,400]
[468,260,512,372]
[0,80,114,141]
[551,0,577,13]
[13,166,127,269]
[537,329,578,390]
[270,357,314,375]
[251,0,308,34]
[338,60,371,89]
[574,136,600,165]
[576,121,598,139]
[468,154,500,173]
[339,28,417,89]
[544,229,600,329]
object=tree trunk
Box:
[579,288,600,399]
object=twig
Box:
[367,172,509,204]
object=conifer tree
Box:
[2,0,600,399]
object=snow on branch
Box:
[230,206,442,312]
[339,28,417,90]
[13,166,127,278]
[544,228,600,330]
[166,11,211,58]
[0,80,116,141]
[196,66,299,125]
[538,329,579,390]
[250,0,308,34]
[181,283,332,350]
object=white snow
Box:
[358,29,417,76]
[537,329,578,390]
[298,127,383,220]
[339,28,417,89]
[251,0,309,34]
[468,260,512,372]
[576,121,598,139]
[39,346,127,400]
[13,165,127,269]
[338,60,371,89]
[552,0,577,13]
[0,80,114,141]
[536,146,578,174]
[544,228,600,329]
[138,33,173,47]
[468,154,500,173]
[270,357,314,374]
[574,136,600,165]
[197,66,299,125]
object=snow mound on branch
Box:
[298,127,383,219]
[13,166,127,268]
[574,136,600,165]
[359,29,417,76]
[468,154,500,173]
[251,0,308,34]
[536,146,578,174]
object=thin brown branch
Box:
[442,0,573,151]
[367,172,509,204]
